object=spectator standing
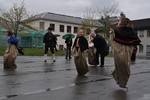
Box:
[65,36,72,60]
[43,27,57,62]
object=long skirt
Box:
[111,42,133,87]
[3,44,18,70]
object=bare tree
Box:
[0,2,34,37]
[81,8,97,35]
[97,1,119,39]
[97,1,119,18]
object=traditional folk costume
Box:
[111,27,141,88]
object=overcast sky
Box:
[0,0,150,20]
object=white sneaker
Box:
[52,54,56,62]
[44,54,47,62]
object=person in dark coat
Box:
[43,27,57,62]
[73,29,88,53]
[90,32,109,67]
[54,36,58,52]
[65,36,72,60]
[131,45,137,62]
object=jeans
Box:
[65,46,71,59]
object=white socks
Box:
[52,54,56,62]
[44,54,48,62]
[44,54,56,62]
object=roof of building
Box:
[32,12,101,26]
[132,18,150,30]
[110,16,119,25]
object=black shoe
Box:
[44,60,47,62]
[53,60,56,62]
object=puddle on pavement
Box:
[75,77,112,85]
[1,70,18,76]
[7,94,18,98]
[0,67,75,77]
[0,76,112,100]
[138,94,150,100]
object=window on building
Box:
[146,45,150,56]
[138,30,144,38]
[39,22,45,29]
[139,45,143,53]
[59,25,64,32]
[67,26,71,33]
[146,45,150,52]
[74,27,78,33]
[50,23,55,31]
[147,30,150,37]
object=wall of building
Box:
[29,19,97,50]
[137,30,150,57]
[30,20,80,49]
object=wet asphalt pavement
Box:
[0,56,150,100]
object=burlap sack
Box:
[4,44,18,69]
[73,48,89,75]
[87,47,97,65]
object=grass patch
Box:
[0,48,66,56]
[0,48,5,56]
[0,47,113,57]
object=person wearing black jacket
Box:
[72,29,88,53]
[90,32,109,67]
[110,17,141,88]
[43,27,57,62]
[65,37,72,60]
[72,28,89,75]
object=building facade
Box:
[29,12,99,49]
[30,20,79,49]
[132,18,150,57]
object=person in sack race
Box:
[65,36,72,60]
[72,28,89,75]
[3,31,19,70]
[110,17,141,88]
[90,31,109,67]
[72,28,88,53]
[43,27,57,62]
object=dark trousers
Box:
[44,44,55,54]
[54,44,57,52]
[131,53,136,62]
[65,46,71,59]
[96,51,105,66]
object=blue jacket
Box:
[7,36,19,44]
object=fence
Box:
[0,29,46,48]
